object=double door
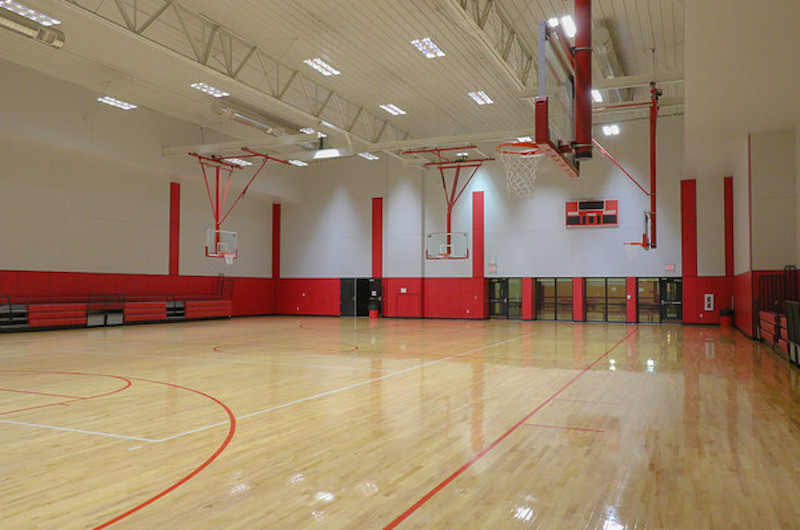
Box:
[489,278,522,319]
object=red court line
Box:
[523,423,605,434]
[384,328,638,529]
[93,375,236,529]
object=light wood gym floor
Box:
[2,317,799,529]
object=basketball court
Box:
[2,0,800,528]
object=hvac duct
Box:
[0,8,64,48]
[212,100,279,136]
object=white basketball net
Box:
[497,144,544,198]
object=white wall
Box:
[0,59,278,277]
[750,129,796,270]
[281,115,685,279]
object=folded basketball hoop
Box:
[496,142,544,198]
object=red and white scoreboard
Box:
[565,199,618,227]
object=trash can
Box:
[720,308,733,327]
[368,300,380,319]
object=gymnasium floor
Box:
[2,318,799,528]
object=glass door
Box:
[489,278,509,319]
[660,278,682,321]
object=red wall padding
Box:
[382,278,423,318]
[275,278,340,315]
[681,276,733,325]
[423,278,487,319]
[734,271,754,337]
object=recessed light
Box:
[190,82,229,98]
[380,104,406,116]
[591,89,603,103]
[303,57,340,76]
[0,0,60,26]
[468,91,494,105]
[358,152,379,160]
[411,37,445,58]
[289,160,309,167]
[97,96,137,110]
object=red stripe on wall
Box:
[372,197,383,278]
[472,191,484,278]
[724,176,734,277]
[572,277,585,321]
[748,135,753,271]
[681,180,697,277]
[626,277,637,323]
[522,277,534,320]
[272,203,281,279]
[169,182,180,276]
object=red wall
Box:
[423,278,487,319]
[681,276,734,325]
[626,277,637,323]
[275,278,340,316]
[0,270,274,316]
[572,277,585,321]
[382,278,423,318]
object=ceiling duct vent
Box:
[212,100,280,136]
[0,8,64,49]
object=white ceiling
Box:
[0,0,685,159]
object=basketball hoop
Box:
[496,142,544,197]
[222,252,235,265]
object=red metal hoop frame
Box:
[191,150,290,259]
[496,141,544,157]
[403,145,493,260]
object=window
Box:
[536,278,573,321]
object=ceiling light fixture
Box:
[379,104,406,116]
[560,15,577,38]
[191,82,229,98]
[288,160,308,167]
[602,124,620,136]
[300,127,315,134]
[358,152,379,160]
[591,89,603,103]
[224,158,253,167]
[517,136,533,142]
[411,37,445,58]
[313,148,341,159]
[468,91,494,105]
[97,96,138,110]
[0,0,59,26]
[547,17,559,28]
[0,0,64,48]
[303,57,340,76]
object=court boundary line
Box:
[384,327,638,529]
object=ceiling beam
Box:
[162,133,317,157]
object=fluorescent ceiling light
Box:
[516,136,533,142]
[313,148,341,159]
[411,37,445,58]
[602,124,620,136]
[591,89,603,103]
[358,152,379,160]
[560,15,577,38]
[0,0,60,26]
[468,91,494,105]
[288,160,308,167]
[380,104,406,116]
[224,158,252,167]
[455,152,469,158]
[97,96,137,110]
[303,57,340,76]
[190,82,229,98]
[300,127,315,134]
[547,17,559,28]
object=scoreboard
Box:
[565,199,618,227]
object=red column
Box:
[522,277,535,320]
[681,180,698,277]
[169,182,180,276]
[472,191,484,278]
[626,277,637,323]
[724,177,734,277]
[272,203,281,279]
[572,277,585,321]
[372,198,383,278]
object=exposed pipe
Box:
[573,0,592,159]
[649,82,661,249]
[0,7,64,48]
